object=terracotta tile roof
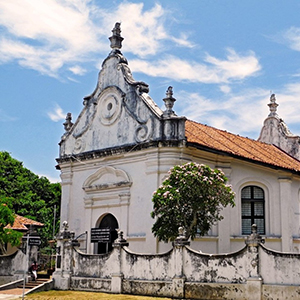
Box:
[185,119,300,173]
[5,215,44,231]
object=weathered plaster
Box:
[51,227,300,299]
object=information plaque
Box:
[91,228,111,243]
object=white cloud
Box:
[100,3,167,57]
[205,49,261,81]
[0,38,67,76]
[67,77,80,83]
[0,0,100,51]
[220,85,231,94]
[0,1,191,77]
[0,0,262,88]
[283,27,300,51]
[170,34,195,48]
[175,88,269,137]
[0,0,102,77]
[0,109,17,122]
[274,82,300,128]
[69,65,87,75]
[130,49,261,84]
[48,104,66,122]
[174,80,300,139]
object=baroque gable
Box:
[258,94,300,160]
[59,23,186,158]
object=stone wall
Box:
[52,224,300,299]
[0,250,26,283]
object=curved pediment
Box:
[58,23,186,159]
[83,166,132,192]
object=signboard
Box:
[29,236,41,246]
[91,228,111,243]
[21,235,41,251]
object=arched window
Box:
[241,186,265,235]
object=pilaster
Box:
[216,163,232,253]
[278,176,292,252]
[59,166,73,224]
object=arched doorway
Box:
[97,214,119,254]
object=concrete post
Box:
[172,227,190,299]
[111,230,128,294]
[246,277,263,300]
[52,221,75,290]
[245,224,265,300]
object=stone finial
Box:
[163,86,176,117]
[268,93,278,117]
[63,113,73,132]
[174,226,190,246]
[245,224,265,248]
[62,221,69,231]
[113,229,129,247]
[109,22,124,50]
[178,226,185,237]
[56,220,75,240]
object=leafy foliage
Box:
[0,198,23,254]
[151,162,235,242]
[0,151,61,248]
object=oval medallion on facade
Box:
[98,90,122,125]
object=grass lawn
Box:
[25,290,172,299]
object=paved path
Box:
[0,287,30,299]
[0,277,50,299]
[0,294,21,299]
[0,295,20,299]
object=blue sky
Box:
[1,1,300,182]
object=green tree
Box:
[0,197,23,254]
[151,162,235,242]
[0,151,61,248]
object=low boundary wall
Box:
[0,250,26,283]
[52,225,300,300]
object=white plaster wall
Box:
[59,143,300,254]
[259,245,300,285]
[57,36,300,256]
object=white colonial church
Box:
[56,23,300,255]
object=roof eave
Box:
[186,142,300,176]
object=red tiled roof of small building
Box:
[5,215,44,231]
[185,119,300,173]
